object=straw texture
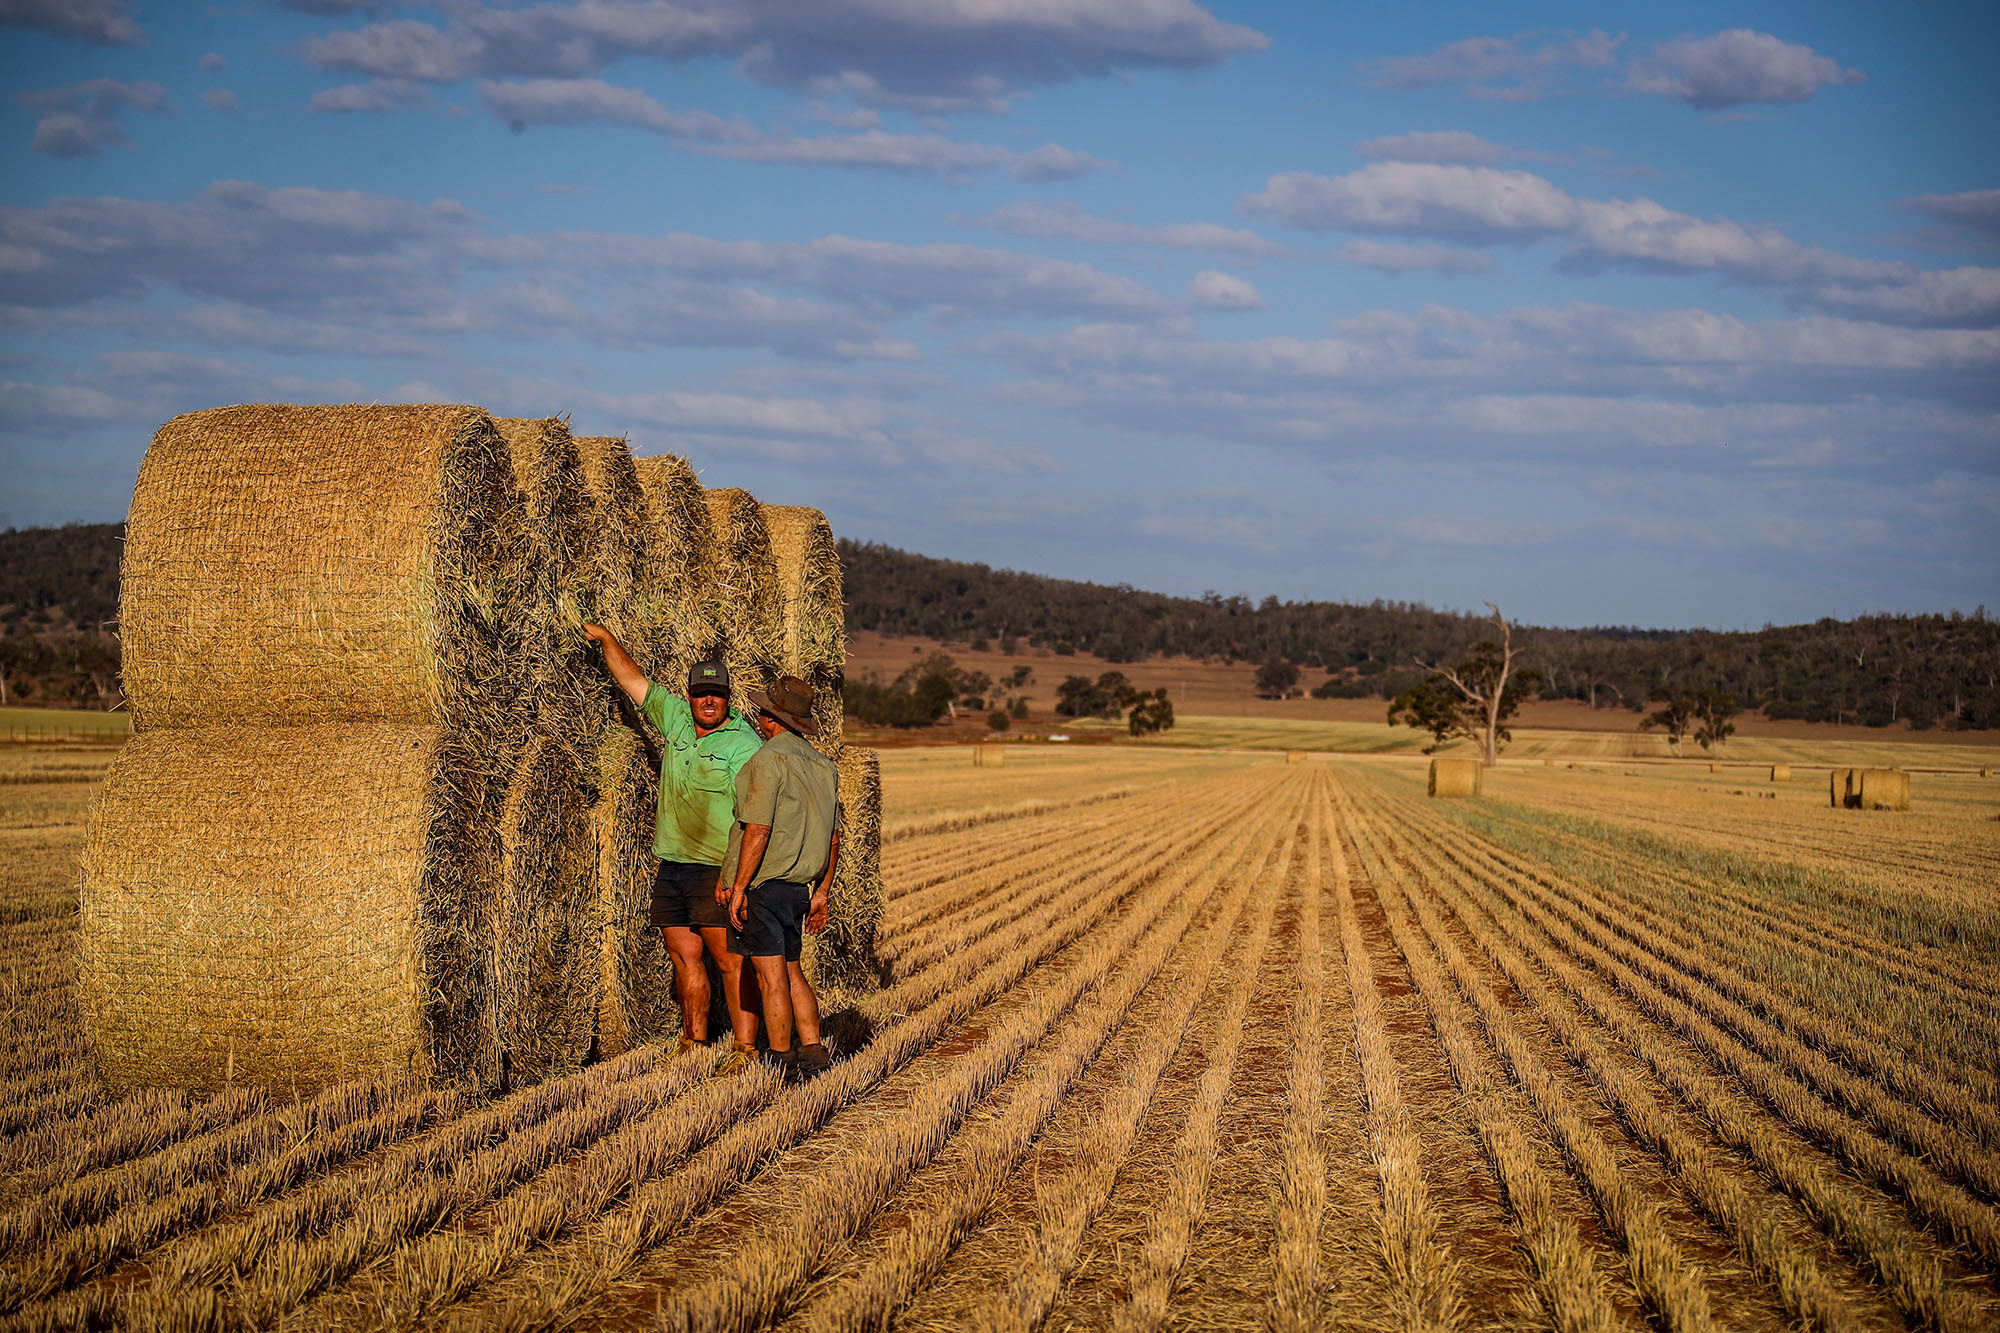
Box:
[762,504,845,751]
[803,744,883,1005]
[495,417,605,757]
[492,734,598,1084]
[121,404,528,734]
[79,725,497,1093]
[573,435,647,647]
[1428,756,1483,797]
[592,727,673,1056]
[973,744,1004,768]
[1857,768,1911,811]
[701,487,783,716]
[630,453,714,686]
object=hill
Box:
[1,523,1994,731]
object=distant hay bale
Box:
[121,404,529,734]
[80,725,497,1093]
[763,504,845,752]
[1429,757,1483,798]
[702,488,783,715]
[1286,750,1306,765]
[973,744,1004,768]
[630,454,715,687]
[495,417,601,751]
[1770,764,1791,782]
[1543,758,1555,767]
[1830,767,1856,808]
[1857,768,1911,811]
[593,728,671,1057]
[492,734,597,1084]
[805,745,882,1005]
[1709,762,1723,774]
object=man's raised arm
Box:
[583,623,649,707]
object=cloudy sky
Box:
[2,1,1995,629]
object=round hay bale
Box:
[593,727,672,1057]
[1830,767,1855,808]
[573,435,647,645]
[121,405,529,735]
[973,743,1004,768]
[1708,762,1723,774]
[1770,763,1791,782]
[492,733,598,1085]
[1285,750,1306,765]
[1428,756,1483,798]
[494,418,600,753]
[702,488,783,716]
[762,504,845,754]
[80,725,498,1093]
[630,453,716,690]
[1858,768,1911,812]
[804,745,882,1006]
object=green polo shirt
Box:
[720,729,843,889]
[640,684,762,866]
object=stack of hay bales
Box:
[1831,767,1910,811]
[1428,756,1483,798]
[86,405,537,1092]
[88,409,876,1085]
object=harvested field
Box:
[2,740,1996,1331]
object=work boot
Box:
[711,1041,759,1078]
[794,1042,833,1078]
[762,1048,801,1084]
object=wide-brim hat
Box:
[748,673,818,737]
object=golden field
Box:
[0,737,1995,1331]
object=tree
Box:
[1694,689,1740,753]
[896,652,967,719]
[1388,604,1538,766]
[1128,687,1175,736]
[1255,657,1301,698]
[986,709,1010,732]
[1009,695,1030,720]
[1054,671,1133,719]
[1640,688,1698,757]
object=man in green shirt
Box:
[720,673,842,1082]
[584,624,763,1060]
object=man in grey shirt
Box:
[718,674,842,1081]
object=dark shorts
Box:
[727,880,809,961]
[650,860,726,930]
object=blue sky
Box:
[2,1,1995,630]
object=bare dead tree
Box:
[1412,602,1529,767]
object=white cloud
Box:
[300,0,1267,110]
[199,52,228,73]
[956,201,1282,259]
[474,78,1109,180]
[478,78,751,140]
[15,79,169,156]
[1628,29,1864,110]
[1901,189,2000,242]
[1189,271,1261,310]
[310,79,431,113]
[0,0,142,45]
[1341,240,1493,276]
[1240,163,1575,241]
[200,89,240,113]
[1366,29,1622,101]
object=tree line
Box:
[3,524,1995,733]
[840,540,2000,732]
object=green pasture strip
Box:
[0,706,132,743]
[1131,714,1428,754]
[1365,762,2000,959]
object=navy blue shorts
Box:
[727,880,809,961]
[650,860,725,930]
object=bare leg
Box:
[701,926,760,1048]
[661,926,709,1042]
[786,960,822,1049]
[749,954,794,1053]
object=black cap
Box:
[687,658,731,698]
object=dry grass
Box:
[2,740,1996,1330]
